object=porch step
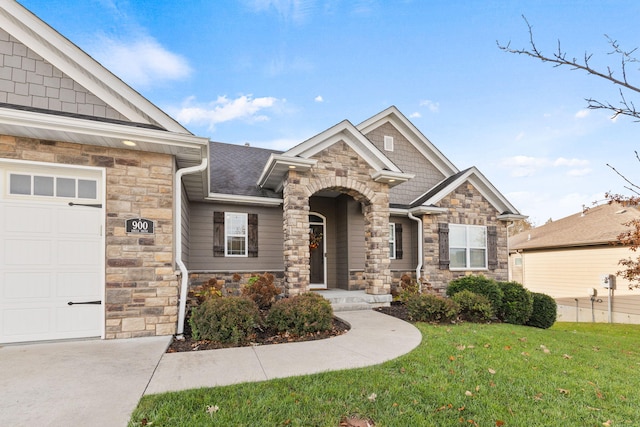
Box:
[316,289,392,312]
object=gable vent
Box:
[383,135,394,151]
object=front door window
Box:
[309,214,326,288]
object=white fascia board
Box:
[285,121,402,173]
[0,107,208,149]
[410,205,448,215]
[417,167,522,215]
[257,153,317,188]
[205,193,283,206]
[371,170,415,186]
[498,213,528,221]
[0,2,189,133]
[357,106,459,176]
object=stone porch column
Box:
[363,193,391,294]
[282,171,310,296]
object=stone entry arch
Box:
[282,169,391,296]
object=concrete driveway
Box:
[0,336,170,427]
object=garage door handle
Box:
[67,300,102,305]
[68,202,103,208]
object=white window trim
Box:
[389,222,396,260]
[449,224,487,270]
[225,212,248,257]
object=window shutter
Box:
[487,225,498,270]
[438,223,450,270]
[395,223,403,259]
[213,211,225,257]
[248,213,258,258]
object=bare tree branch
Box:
[497,15,640,121]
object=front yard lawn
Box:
[130,322,640,426]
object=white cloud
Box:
[566,168,593,177]
[500,155,591,177]
[90,35,191,87]
[553,157,590,167]
[175,95,282,131]
[409,111,421,118]
[419,99,440,113]
[314,95,324,103]
[244,0,315,24]
[575,109,590,119]
[514,131,525,142]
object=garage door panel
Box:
[57,272,101,298]
[2,307,51,337]
[56,306,101,333]
[3,272,52,299]
[3,205,52,234]
[58,208,101,235]
[57,240,102,265]
[4,239,52,265]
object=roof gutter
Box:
[407,211,423,281]
[176,157,208,336]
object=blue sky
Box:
[18,0,640,225]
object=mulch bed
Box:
[167,302,411,353]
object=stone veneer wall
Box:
[422,182,509,290]
[0,135,178,338]
[282,141,392,295]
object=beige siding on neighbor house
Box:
[514,246,636,298]
[188,202,284,272]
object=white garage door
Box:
[0,162,104,343]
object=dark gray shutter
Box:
[213,211,225,257]
[487,225,498,270]
[395,223,403,259]
[248,213,258,258]
[438,223,450,270]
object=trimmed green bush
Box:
[446,275,503,313]
[405,293,459,323]
[496,281,533,325]
[189,296,261,344]
[526,292,557,329]
[451,290,494,322]
[266,292,333,335]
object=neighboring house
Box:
[0,1,524,344]
[509,202,640,323]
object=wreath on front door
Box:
[309,231,323,250]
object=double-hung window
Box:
[225,212,247,256]
[449,224,487,269]
[389,223,396,260]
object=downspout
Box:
[408,212,423,281]
[506,221,515,281]
[176,157,208,336]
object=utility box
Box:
[600,274,616,289]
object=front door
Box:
[309,213,326,289]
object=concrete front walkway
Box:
[0,310,421,427]
[145,310,422,394]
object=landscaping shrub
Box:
[396,273,421,302]
[189,296,261,344]
[496,281,533,325]
[451,290,494,322]
[266,292,333,335]
[241,273,281,310]
[526,292,557,329]
[190,278,222,305]
[446,275,503,313]
[405,293,459,323]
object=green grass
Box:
[130,322,640,426]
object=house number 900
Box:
[125,218,154,234]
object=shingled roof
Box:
[209,141,282,199]
[509,202,639,250]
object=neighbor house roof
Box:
[510,202,640,251]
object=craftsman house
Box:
[0,1,524,344]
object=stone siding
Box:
[0,135,178,338]
[422,182,509,290]
[282,141,392,295]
